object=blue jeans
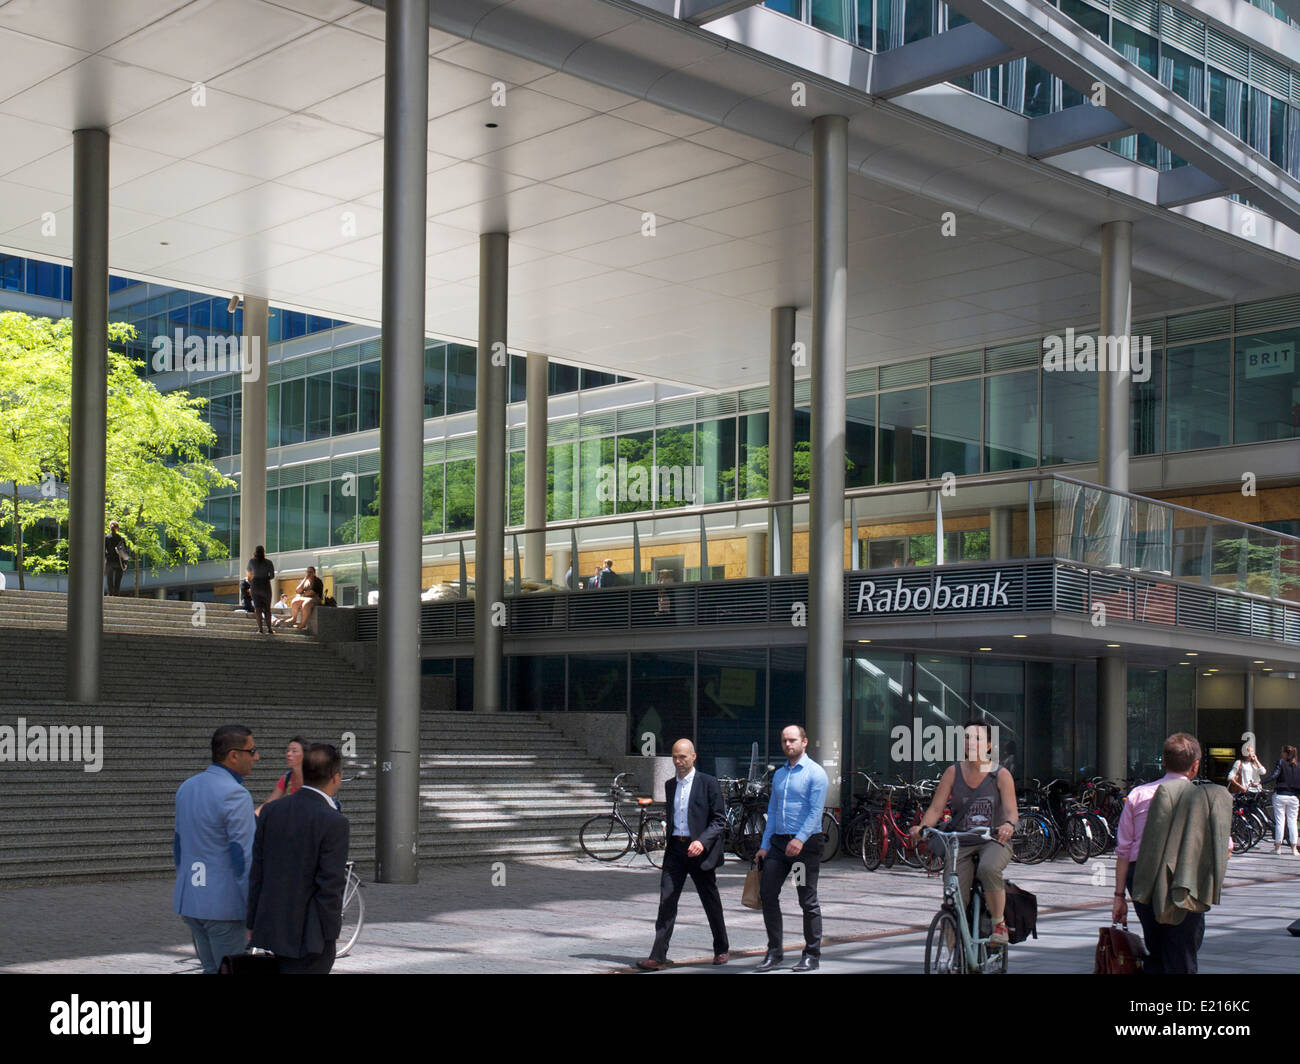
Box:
[183,916,247,974]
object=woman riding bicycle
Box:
[911,720,1019,945]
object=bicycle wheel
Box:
[337,869,364,958]
[640,814,667,867]
[899,827,925,869]
[924,908,966,974]
[1011,817,1047,864]
[860,815,882,871]
[843,812,867,858]
[1231,814,1254,854]
[580,813,632,861]
[821,812,840,863]
[738,810,765,862]
[1087,812,1110,856]
[1064,815,1093,864]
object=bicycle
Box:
[920,827,1009,974]
[861,779,941,873]
[337,860,364,957]
[579,772,667,866]
[720,768,771,861]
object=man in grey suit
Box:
[248,743,350,974]
[638,739,729,970]
[174,725,259,974]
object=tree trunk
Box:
[133,504,143,596]
[12,480,23,590]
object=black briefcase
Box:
[218,952,280,974]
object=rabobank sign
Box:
[854,571,1015,615]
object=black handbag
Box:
[1287,919,1300,937]
[218,952,280,974]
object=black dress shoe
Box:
[792,954,819,972]
[754,950,784,972]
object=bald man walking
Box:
[637,739,730,970]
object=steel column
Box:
[769,306,795,577]
[239,297,269,566]
[524,353,547,584]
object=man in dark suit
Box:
[247,743,349,974]
[638,739,729,970]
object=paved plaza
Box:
[1,847,1296,975]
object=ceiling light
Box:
[858,639,871,643]
[1253,660,1265,664]
[1012,634,1027,639]
[485,122,498,128]
[978,647,992,651]
[1105,644,1120,648]
[1178,662,1189,666]
[1185,652,1198,656]
[1263,668,1273,672]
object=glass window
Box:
[568,652,627,713]
[854,0,872,48]
[1167,667,1195,736]
[423,464,445,535]
[1041,363,1097,465]
[614,430,654,513]
[445,344,476,415]
[359,362,381,432]
[1132,348,1162,457]
[930,378,980,477]
[509,451,525,525]
[849,649,911,781]
[809,0,850,38]
[279,378,305,445]
[580,368,618,390]
[548,442,578,522]
[508,355,527,403]
[902,0,932,44]
[1023,61,1053,117]
[424,344,446,419]
[971,659,1023,775]
[913,655,971,782]
[305,482,330,548]
[879,388,927,483]
[444,459,474,533]
[1234,327,1299,443]
[1060,0,1107,40]
[1210,68,1248,140]
[1269,96,1288,168]
[1165,339,1229,452]
[846,395,876,488]
[653,425,694,511]
[330,476,356,546]
[509,656,565,712]
[1026,661,1072,785]
[264,490,278,554]
[1127,669,1166,781]
[332,366,358,437]
[279,485,304,552]
[209,394,232,459]
[306,373,331,441]
[1075,665,1097,777]
[209,496,230,551]
[793,406,811,492]
[769,648,805,763]
[548,362,579,396]
[357,473,379,542]
[985,371,1038,471]
[630,651,694,756]
[739,412,769,499]
[211,298,231,333]
[1111,21,1157,76]
[698,649,767,771]
[695,417,736,504]
[578,437,615,519]
[1160,43,1204,109]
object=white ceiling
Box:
[0,0,1293,389]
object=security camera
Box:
[227,295,241,313]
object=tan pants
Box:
[956,840,1011,908]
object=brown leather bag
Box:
[1094,922,1147,974]
[742,862,763,909]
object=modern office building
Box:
[1,0,1299,871]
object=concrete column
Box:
[1097,656,1128,780]
[1096,221,1132,770]
[806,115,848,806]
[553,548,571,588]
[769,306,795,576]
[524,353,547,584]
[66,128,109,704]
[154,587,167,601]
[239,296,269,565]
[746,531,767,578]
[376,0,428,885]
[1245,671,1255,740]
[474,232,508,713]
[989,507,1012,560]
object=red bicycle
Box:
[860,780,943,873]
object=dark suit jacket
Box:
[247,788,349,958]
[664,771,726,871]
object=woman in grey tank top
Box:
[912,721,1019,945]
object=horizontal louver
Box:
[986,339,1041,371]
[738,385,770,412]
[1206,28,1249,78]
[331,455,358,478]
[1158,2,1203,51]
[656,398,695,426]
[696,393,738,419]
[880,359,928,388]
[579,411,616,438]
[508,426,526,450]
[793,378,811,404]
[930,350,982,380]
[333,344,359,368]
[548,417,578,443]
[277,464,306,487]
[305,459,332,482]
[1116,0,1159,33]
[1166,306,1230,342]
[446,435,476,461]
[846,367,878,393]
[616,404,656,432]
[358,452,381,474]
[1235,294,1300,332]
[1250,52,1290,98]
[1133,317,1165,345]
[423,440,444,463]
[359,339,381,361]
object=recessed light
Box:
[978,647,992,651]
[1178,661,1189,666]
[1185,652,1198,656]
[858,639,871,643]
[1253,660,1266,664]
[1263,668,1274,672]
[1203,672,1213,676]
[159,241,170,246]
[485,122,498,128]
[1012,634,1027,639]
[1208,668,1219,672]
[1106,644,1120,648]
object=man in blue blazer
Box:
[248,743,350,974]
[638,739,729,970]
[174,725,259,973]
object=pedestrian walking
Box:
[637,739,729,970]
[1263,745,1300,855]
[1113,732,1231,974]
[1227,743,1265,796]
[247,545,276,635]
[173,725,259,974]
[247,743,350,974]
[755,724,828,972]
[104,520,127,596]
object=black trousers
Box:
[760,834,824,957]
[276,940,336,974]
[651,838,729,961]
[105,562,123,595]
[1126,867,1204,975]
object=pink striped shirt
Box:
[1114,773,1191,862]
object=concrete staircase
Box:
[0,591,619,883]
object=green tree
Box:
[0,312,232,591]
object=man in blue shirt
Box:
[174,725,259,973]
[755,724,829,972]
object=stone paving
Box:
[1,847,1295,974]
